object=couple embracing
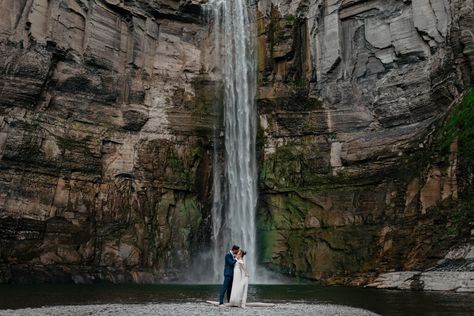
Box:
[218,245,249,307]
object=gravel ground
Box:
[0,303,379,316]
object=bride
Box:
[228,250,249,307]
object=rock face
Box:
[255,0,474,282]
[368,271,474,292]
[0,0,217,283]
[367,243,474,292]
[0,0,473,284]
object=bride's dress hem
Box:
[228,259,249,307]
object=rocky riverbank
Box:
[368,243,474,292]
[0,303,379,316]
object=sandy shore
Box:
[0,303,379,316]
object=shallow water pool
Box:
[0,284,472,316]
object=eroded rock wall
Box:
[256,0,474,282]
[0,0,217,283]
[0,0,473,285]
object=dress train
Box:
[228,259,249,307]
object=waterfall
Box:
[206,0,258,283]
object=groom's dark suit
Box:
[219,251,236,305]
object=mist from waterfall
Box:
[205,0,258,284]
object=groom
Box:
[218,245,240,306]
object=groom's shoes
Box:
[218,304,225,308]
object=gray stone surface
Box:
[0,303,379,316]
[367,243,474,292]
[368,271,474,292]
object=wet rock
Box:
[368,243,474,292]
[0,0,216,283]
[256,0,474,283]
[369,271,474,292]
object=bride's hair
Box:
[240,250,247,257]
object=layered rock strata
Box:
[0,0,217,283]
[367,244,474,292]
[255,0,474,282]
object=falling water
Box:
[206,0,258,283]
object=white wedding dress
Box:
[228,259,249,307]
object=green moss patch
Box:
[438,89,474,164]
[285,15,296,23]
[450,199,474,236]
[464,43,474,50]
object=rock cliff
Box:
[0,0,473,284]
[256,0,474,283]
[0,0,216,283]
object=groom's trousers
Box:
[219,276,233,304]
